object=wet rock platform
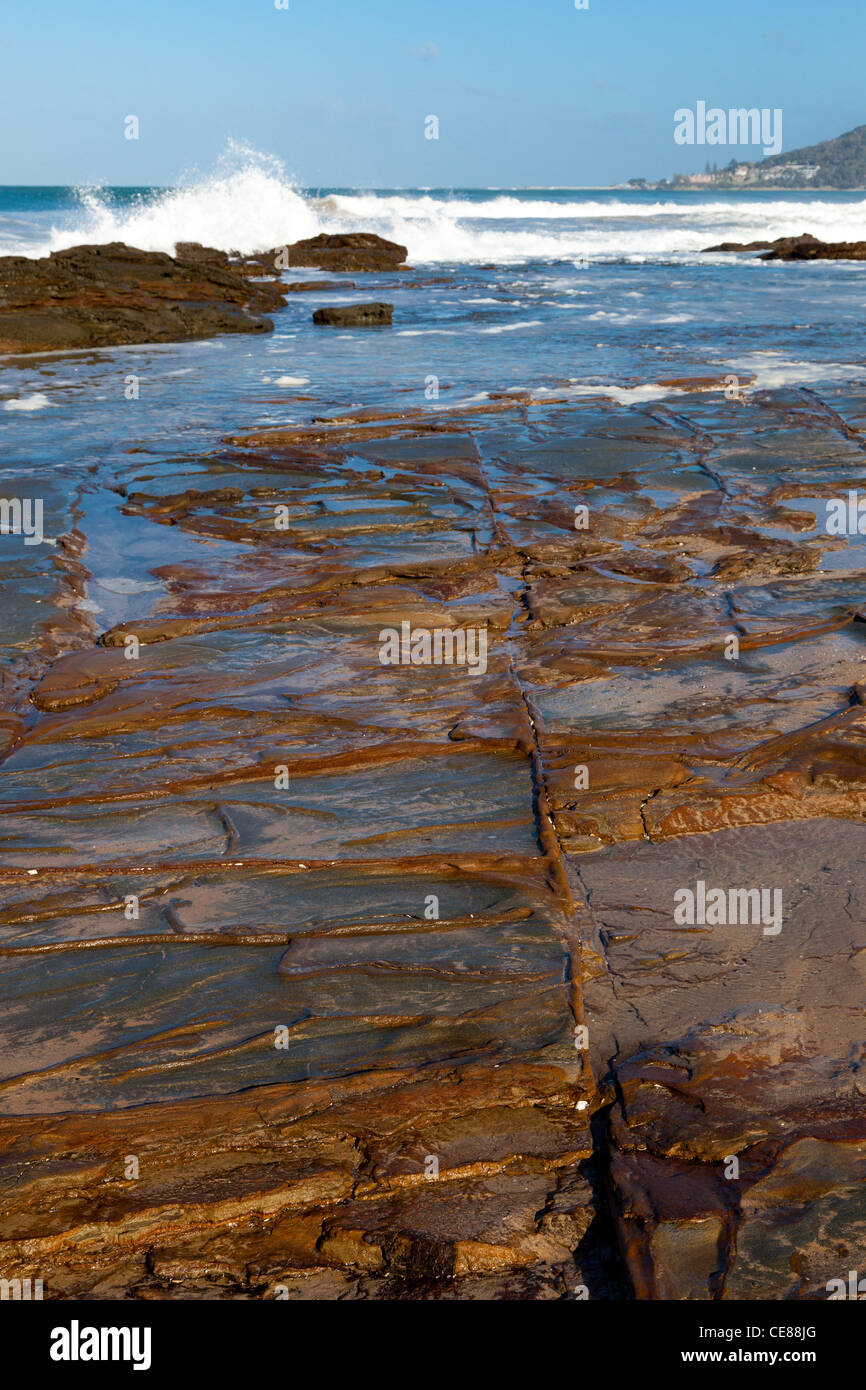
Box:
[0,381,863,1298]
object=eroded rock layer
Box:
[0,382,864,1299]
[0,243,287,354]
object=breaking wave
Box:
[42,145,321,257]
[12,143,866,266]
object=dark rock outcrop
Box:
[761,237,866,260]
[703,231,866,260]
[313,302,393,327]
[703,233,822,254]
[281,233,408,273]
[0,241,287,354]
[173,241,230,266]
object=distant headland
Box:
[628,122,866,191]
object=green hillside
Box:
[757,122,866,186]
[638,122,866,190]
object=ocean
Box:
[2,164,865,501]
[3,166,864,631]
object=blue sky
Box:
[2,0,864,186]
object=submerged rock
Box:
[285,279,356,292]
[0,241,286,354]
[313,302,394,327]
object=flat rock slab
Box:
[572,818,866,1300]
[285,280,356,292]
[2,384,866,1299]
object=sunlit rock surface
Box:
[0,382,863,1299]
[0,243,286,354]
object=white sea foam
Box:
[537,359,866,406]
[8,144,866,267]
[38,144,320,257]
[320,189,866,264]
[558,382,686,405]
[478,320,543,334]
[3,393,52,412]
[721,353,866,390]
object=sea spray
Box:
[6,144,866,266]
